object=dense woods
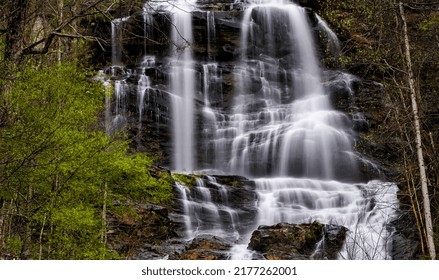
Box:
[1,0,438,259]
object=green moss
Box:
[419,17,439,31]
[288,233,296,240]
[216,176,245,188]
[172,173,198,188]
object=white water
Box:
[217,1,397,259]
[142,4,155,55]
[316,15,341,57]
[211,2,357,180]
[207,11,216,60]
[111,17,129,66]
[175,176,241,241]
[247,178,398,260]
[137,73,150,125]
[168,0,197,172]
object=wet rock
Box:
[248,222,324,260]
[248,222,347,260]
[176,235,232,260]
[391,234,420,260]
[297,0,321,10]
[169,174,258,239]
[312,224,347,259]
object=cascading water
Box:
[213,1,397,259]
[103,0,399,260]
[316,15,341,58]
[206,11,216,60]
[142,4,155,56]
[214,1,357,180]
[169,0,197,172]
[175,176,243,241]
[111,17,129,66]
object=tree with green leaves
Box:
[0,62,172,259]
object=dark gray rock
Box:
[248,222,347,260]
[312,224,347,259]
[175,234,232,260]
[390,210,421,260]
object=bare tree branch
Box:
[18,0,108,58]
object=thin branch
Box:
[18,0,107,57]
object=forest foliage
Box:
[0,62,172,259]
[0,0,177,260]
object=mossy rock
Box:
[172,173,199,188]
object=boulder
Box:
[390,210,421,259]
[248,222,347,260]
[176,235,232,260]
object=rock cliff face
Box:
[100,1,382,180]
[106,202,179,259]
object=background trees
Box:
[0,0,176,259]
[320,0,439,259]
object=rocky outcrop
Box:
[107,202,179,259]
[248,222,347,260]
[107,203,234,260]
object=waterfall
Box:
[142,4,155,56]
[207,11,216,60]
[110,80,129,132]
[101,0,399,260]
[212,2,357,180]
[104,16,131,135]
[175,177,242,241]
[251,178,398,260]
[169,0,197,172]
[137,73,150,122]
[111,17,129,66]
[316,15,341,57]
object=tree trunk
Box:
[4,0,28,62]
[101,182,108,248]
[0,199,5,252]
[57,0,64,62]
[399,1,436,260]
[20,185,33,259]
